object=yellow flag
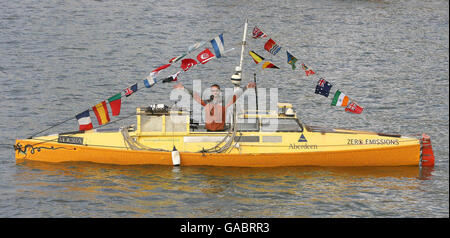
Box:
[249,50,264,64]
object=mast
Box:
[239,18,248,76]
[228,18,248,128]
[231,18,248,87]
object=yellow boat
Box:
[13,20,435,168]
[14,102,435,167]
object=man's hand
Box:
[173,83,184,90]
[246,82,256,89]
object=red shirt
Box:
[204,103,226,131]
[193,89,242,131]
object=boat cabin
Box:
[135,103,304,136]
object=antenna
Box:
[254,73,258,112]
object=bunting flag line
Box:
[315,78,332,97]
[67,33,233,132]
[197,48,215,64]
[262,61,280,69]
[301,63,315,76]
[92,101,111,125]
[180,58,198,71]
[124,83,138,97]
[331,90,350,107]
[210,34,225,58]
[345,102,364,114]
[75,110,93,131]
[250,24,363,113]
[108,93,122,116]
[162,71,181,83]
[264,38,282,55]
[252,26,268,39]
[249,50,264,64]
[286,51,298,70]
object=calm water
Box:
[0,0,448,217]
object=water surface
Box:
[0,0,448,217]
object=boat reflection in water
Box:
[13,160,434,217]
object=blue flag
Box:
[315,78,332,97]
[210,34,224,58]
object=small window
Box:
[141,115,163,132]
[165,115,187,132]
[261,118,302,132]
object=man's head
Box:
[210,84,221,99]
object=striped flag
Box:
[264,38,282,55]
[210,34,225,58]
[262,61,280,69]
[331,90,350,107]
[252,26,267,39]
[75,110,93,131]
[92,101,111,125]
[249,50,264,64]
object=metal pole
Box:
[254,73,258,112]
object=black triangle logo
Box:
[298,133,307,142]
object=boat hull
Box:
[15,139,420,167]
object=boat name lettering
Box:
[58,136,84,145]
[289,144,318,150]
[347,139,399,145]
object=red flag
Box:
[107,93,121,116]
[180,58,198,71]
[153,63,171,73]
[264,38,282,55]
[345,102,364,114]
[197,48,215,64]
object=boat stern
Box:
[420,133,435,167]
